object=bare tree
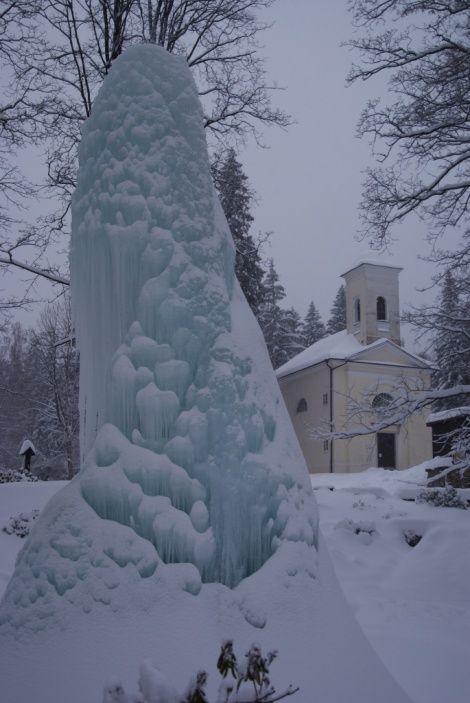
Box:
[0,0,287,316]
[30,297,79,479]
[347,1,470,245]
[0,1,69,317]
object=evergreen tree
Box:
[258,259,290,369]
[433,270,470,410]
[212,149,265,315]
[326,285,346,335]
[282,307,306,361]
[302,301,326,347]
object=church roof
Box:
[276,329,431,380]
[427,406,470,425]
[340,259,403,278]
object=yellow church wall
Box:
[279,359,433,474]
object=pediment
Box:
[350,340,430,368]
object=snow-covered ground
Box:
[311,464,470,703]
[1,467,468,703]
[0,481,66,598]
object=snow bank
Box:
[314,469,470,703]
[0,45,410,703]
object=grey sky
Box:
[243,0,447,337]
[3,0,457,349]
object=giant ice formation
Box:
[0,41,316,615]
[0,45,411,703]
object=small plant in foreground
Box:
[3,510,40,538]
[416,486,467,510]
[102,642,299,703]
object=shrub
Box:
[102,642,299,703]
[403,530,422,548]
[0,468,38,484]
[3,510,40,538]
[416,486,467,510]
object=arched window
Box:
[377,296,387,321]
[354,298,361,323]
[296,398,308,414]
[372,392,393,409]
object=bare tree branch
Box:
[347,0,470,244]
[0,0,288,317]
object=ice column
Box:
[5,44,318,597]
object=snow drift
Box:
[0,44,410,703]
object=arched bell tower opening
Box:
[376,296,387,321]
[341,261,402,346]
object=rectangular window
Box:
[323,440,329,451]
[322,393,328,406]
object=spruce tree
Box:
[282,307,306,361]
[212,149,265,315]
[433,270,470,410]
[258,259,290,369]
[302,301,326,346]
[326,285,346,335]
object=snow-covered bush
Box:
[102,680,142,702]
[403,530,422,548]
[0,467,38,484]
[335,519,376,545]
[336,519,376,536]
[2,510,40,538]
[416,486,467,510]
[102,642,298,703]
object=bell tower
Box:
[341,261,402,346]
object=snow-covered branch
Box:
[0,250,69,286]
[312,380,470,441]
[347,0,470,244]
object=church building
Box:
[276,261,433,473]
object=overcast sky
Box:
[4,0,457,350]
[242,0,447,340]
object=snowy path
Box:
[0,470,469,703]
[312,467,470,703]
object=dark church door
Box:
[377,433,396,469]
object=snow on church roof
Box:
[276,330,365,378]
[427,406,470,425]
[340,259,403,278]
[276,329,430,380]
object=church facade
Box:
[276,261,433,473]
